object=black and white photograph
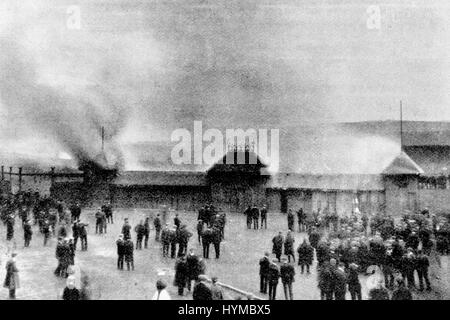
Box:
[0,0,449,303]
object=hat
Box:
[156,279,167,290]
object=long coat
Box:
[297,243,314,265]
[284,234,295,255]
[174,258,188,287]
[4,260,19,290]
[272,235,284,256]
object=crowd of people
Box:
[255,206,450,300]
[1,187,449,300]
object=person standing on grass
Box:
[116,234,125,270]
[272,232,284,262]
[121,218,131,240]
[124,236,135,271]
[347,263,362,300]
[134,220,145,250]
[244,206,252,229]
[3,253,19,299]
[260,205,267,229]
[267,259,280,300]
[297,239,314,274]
[284,230,295,263]
[280,258,295,300]
[6,214,14,241]
[251,206,260,230]
[197,219,204,244]
[23,219,33,247]
[143,217,150,249]
[174,254,188,296]
[287,209,295,232]
[43,219,51,246]
[161,224,170,257]
[259,252,270,294]
[154,214,162,241]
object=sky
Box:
[0,0,449,168]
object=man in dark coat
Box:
[177,225,192,257]
[201,227,213,259]
[116,234,125,270]
[78,221,88,251]
[174,255,188,296]
[197,207,206,224]
[287,209,295,231]
[95,208,104,234]
[406,232,420,252]
[284,230,295,263]
[124,237,134,271]
[401,250,416,289]
[134,220,145,250]
[197,219,203,244]
[272,232,284,262]
[244,206,252,229]
[259,252,270,294]
[267,259,280,300]
[318,261,334,300]
[102,202,113,224]
[42,219,51,246]
[211,227,222,259]
[415,250,431,291]
[23,219,33,247]
[316,241,331,267]
[297,208,306,232]
[186,249,201,292]
[174,213,181,230]
[251,206,260,230]
[347,263,361,300]
[6,214,14,241]
[168,227,178,259]
[260,205,267,229]
[308,227,321,249]
[4,253,19,299]
[154,214,162,241]
[72,220,79,250]
[121,218,131,240]
[161,224,170,257]
[70,203,81,223]
[332,262,347,300]
[297,239,314,273]
[143,217,150,249]
[193,275,212,300]
[391,279,413,300]
[280,258,295,300]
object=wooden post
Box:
[9,167,12,181]
[1,166,3,180]
[18,167,22,192]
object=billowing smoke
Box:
[0,38,127,169]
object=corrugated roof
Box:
[112,171,208,186]
[382,151,424,175]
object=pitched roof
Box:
[207,149,267,174]
[382,151,424,175]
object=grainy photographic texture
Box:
[0,0,449,301]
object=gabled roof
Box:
[382,151,424,175]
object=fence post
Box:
[9,167,12,181]
[1,165,3,180]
